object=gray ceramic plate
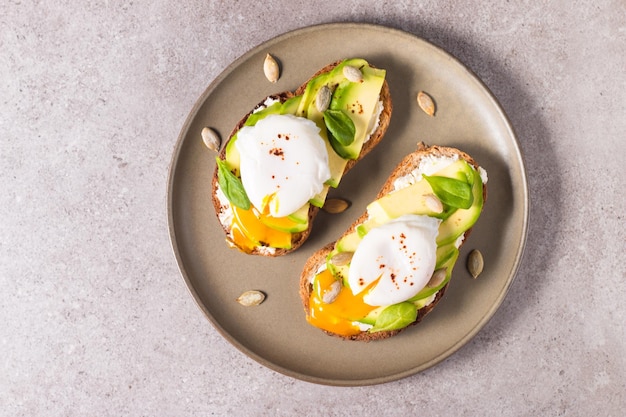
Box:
[168,23,528,386]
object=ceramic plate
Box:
[168,23,528,386]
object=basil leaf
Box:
[423,174,473,209]
[327,134,354,159]
[323,109,356,147]
[370,302,417,333]
[215,157,251,210]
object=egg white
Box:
[348,214,441,306]
[235,114,331,218]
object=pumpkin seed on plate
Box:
[417,91,436,116]
[263,53,280,83]
[201,127,221,152]
[467,249,484,279]
[236,290,266,306]
[322,198,351,214]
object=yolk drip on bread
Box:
[230,205,292,252]
[307,269,377,336]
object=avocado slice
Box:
[287,202,310,224]
[356,306,386,326]
[259,203,310,233]
[309,184,330,208]
[336,230,361,253]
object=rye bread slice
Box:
[299,142,487,341]
[211,61,392,256]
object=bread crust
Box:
[299,142,487,341]
[211,61,392,256]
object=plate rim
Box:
[167,21,529,386]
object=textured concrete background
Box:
[1,0,624,415]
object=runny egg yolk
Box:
[307,269,378,336]
[230,205,292,252]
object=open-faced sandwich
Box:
[212,58,392,255]
[299,142,488,340]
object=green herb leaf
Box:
[323,109,356,147]
[327,135,354,160]
[370,302,417,333]
[423,174,473,209]
[216,157,251,210]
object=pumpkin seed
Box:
[315,85,332,113]
[330,251,354,266]
[427,267,447,288]
[343,65,363,82]
[322,280,342,304]
[467,249,484,279]
[263,53,280,83]
[425,193,443,213]
[417,91,436,116]
[322,198,350,214]
[201,127,221,152]
[236,290,266,306]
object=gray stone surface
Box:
[1,1,624,415]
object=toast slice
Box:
[299,142,488,341]
[212,59,392,256]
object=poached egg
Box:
[235,114,331,218]
[348,214,440,306]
